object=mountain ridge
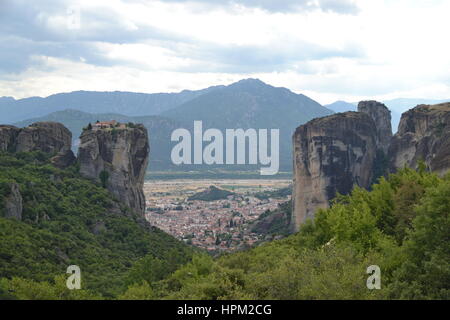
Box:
[11,79,334,172]
[0,86,223,124]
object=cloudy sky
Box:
[1,0,449,104]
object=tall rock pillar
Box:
[78,123,150,215]
[291,112,378,232]
[357,100,392,153]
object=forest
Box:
[0,151,448,299]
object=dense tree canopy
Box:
[1,151,448,299]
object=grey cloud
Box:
[159,0,359,14]
[0,0,182,44]
[0,0,363,75]
[0,35,124,74]
[167,40,365,73]
[0,0,186,73]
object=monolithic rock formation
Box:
[0,122,76,168]
[358,101,392,153]
[389,103,450,176]
[291,100,450,232]
[291,112,378,232]
[1,121,73,152]
[1,120,149,215]
[0,125,20,152]
[15,122,72,154]
[4,182,23,220]
[78,124,150,216]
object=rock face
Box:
[389,103,450,176]
[358,101,392,153]
[0,122,73,155]
[0,125,20,152]
[50,150,77,169]
[16,122,72,154]
[4,183,23,220]
[78,125,150,216]
[291,101,450,232]
[291,112,378,232]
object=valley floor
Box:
[144,179,291,252]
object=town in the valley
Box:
[144,179,291,252]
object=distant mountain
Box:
[7,79,334,173]
[324,101,357,113]
[14,109,182,171]
[162,79,334,171]
[0,86,222,124]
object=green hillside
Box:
[188,186,235,201]
[1,159,448,299]
[152,166,449,300]
[0,151,194,298]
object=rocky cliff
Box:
[358,100,392,153]
[291,101,450,232]
[4,182,23,220]
[291,112,378,232]
[15,122,72,154]
[78,125,150,216]
[389,103,450,176]
[0,125,20,152]
[0,122,75,168]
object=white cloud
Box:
[0,0,449,104]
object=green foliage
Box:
[0,152,193,298]
[251,201,291,236]
[118,281,154,300]
[254,186,291,200]
[99,170,109,188]
[388,175,450,299]
[151,167,449,300]
[0,275,101,300]
[1,150,448,300]
[188,186,234,201]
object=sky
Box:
[0,0,449,104]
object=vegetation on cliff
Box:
[0,151,193,299]
[1,151,448,300]
[153,165,449,300]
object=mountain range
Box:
[3,79,447,173]
[8,79,333,173]
[0,86,222,124]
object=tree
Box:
[389,177,450,299]
[99,170,109,188]
[119,281,154,300]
